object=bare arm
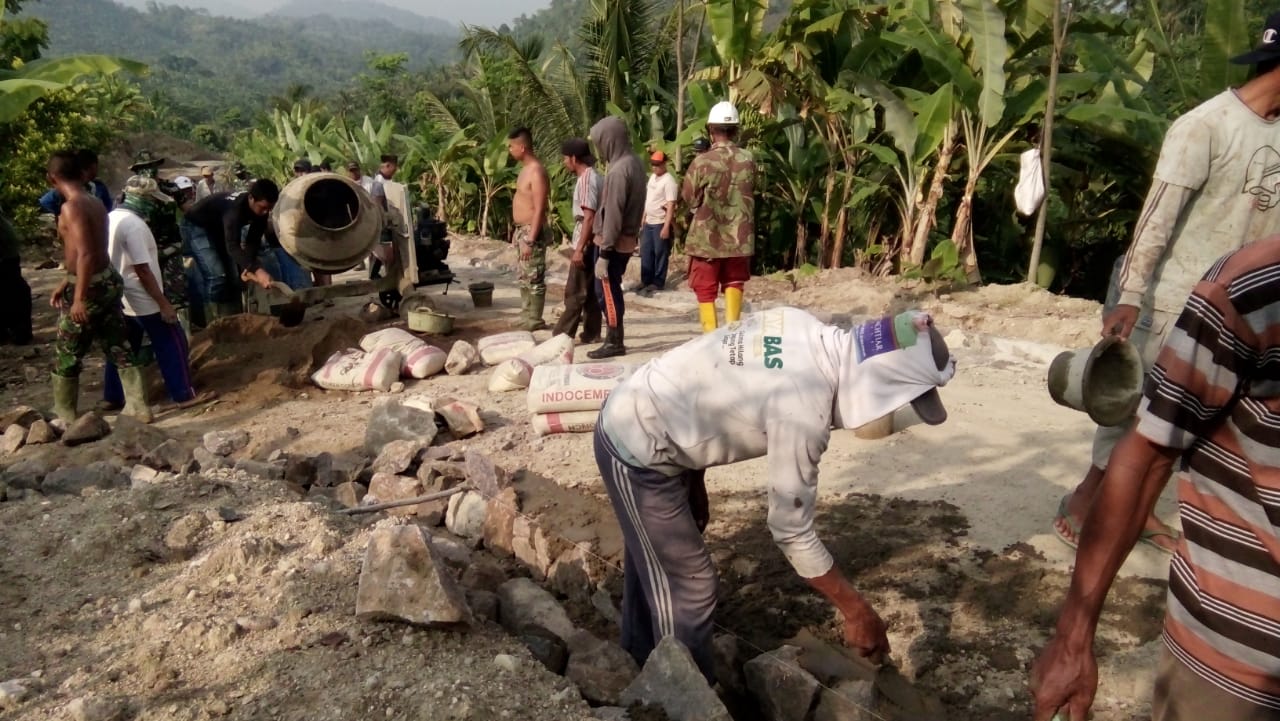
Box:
[133,264,176,320]
[1031,432,1177,721]
[807,566,889,661]
[529,165,550,239]
[577,208,598,254]
[61,204,93,306]
[662,200,677,237]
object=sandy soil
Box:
[0,234,1175,721]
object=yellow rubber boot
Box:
[725,287,744,323]
[698,303,718,333]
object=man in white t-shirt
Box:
[367,154,398,279]
[103,176,213,412]
[595,307,956,679]
[1052,19,1280,556]
[639,150,679,295]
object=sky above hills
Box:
[115,0,548,27]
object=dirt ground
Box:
[0,234,1175,721]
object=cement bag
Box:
[312,347,403,392]
[487,334,576,393]
[527,362,637,413]
[359,327,446,379]
[531,411,599,436]
[477,331,536,365]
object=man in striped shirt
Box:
[1032,237,1280,720]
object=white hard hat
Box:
[173,175,195,190]
[708,101,740,125]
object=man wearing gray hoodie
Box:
[587,116,646,359]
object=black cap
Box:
[380,154,398,164]
[1231,12,1280,65]
[561,137,594,164]
[693,137,711,153]
[346,160,361,171]
[293,158,313,172]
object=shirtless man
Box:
[46,151,151,424]
[508,127,551,331]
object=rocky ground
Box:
[0,235,1171,721]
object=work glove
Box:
[594,254,610,280]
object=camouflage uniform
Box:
[514,224,549,294]
[54,267,137,377]
[681,141,756,304]
[682,141,756,259]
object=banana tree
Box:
[0,40,146,123]
[702,0,770,103]
[765,111,827,267]
[465,136,517,239]
[398,129,477,219]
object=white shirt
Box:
[107,209,163,317]
[601,308,955,579]
[643,172,678,225]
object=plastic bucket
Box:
[1047,336,1144,427]
[469,282,495,308]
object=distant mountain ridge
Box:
[267,0,457,37]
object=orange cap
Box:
[650,150,666,163]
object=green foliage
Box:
[0,86,113,233]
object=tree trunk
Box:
[950,174,981,283]
[830,170,855,268]
[480,186,492,238]
[794,211,809,269]
[908,120,957,267]
[818,168,835,268]
[674,0,685,170]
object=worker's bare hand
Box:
[571,249,585,268]
[248,268,274,290]
[69,299,89,325]
[660,225,671,241]
[1101,304,1139,340]
[50,281,68,309]
[159,301,179,324]
[840,599,890,663]
[519,242,533,262]
[1030,636,1097,721]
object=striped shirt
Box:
[571,167,602,247]
[1135,236,1280,709]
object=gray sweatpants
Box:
[593,424,718,681]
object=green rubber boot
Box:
[520,291,548,332]
[118,366,153,424]
[50,373,79,422]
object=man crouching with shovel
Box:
[594,307,957,679]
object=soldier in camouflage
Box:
[681,101,755,333]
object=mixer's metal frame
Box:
[244,180,441,316]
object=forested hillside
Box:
[25,0,459,134]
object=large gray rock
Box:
[233,458,284,480]
[355,524,473,627]
[192,446,230,472]
[744,645,821,721]
[366,474,425,517]
[2,424,25,455]
[65,695,125,721]
[203,429,250,457]
[364,396,438,454]
[314,452,364,487]
[370,440,427,476]
[465,451,505,499]
[445,490,487,539]
[620,636,730,721]
[435,397,484,437]
[566,630,639,706]
[143,439,193,472]
[518,624,568,674]
[334,482,368,508]
[482,487,520,556]
[813,679,880,721]
[548,544,608,604]
[42,462,126,495]
[1,457,50,490]
[496,577,575,644]
[62,413,110,447]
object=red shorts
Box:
[687,256,750,303]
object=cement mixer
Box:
[243,172,453,322]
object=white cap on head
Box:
[708,101,740,126]
[173,175,194,190]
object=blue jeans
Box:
[104,313,195,404]
[257,248,313,291]
[640,223,670,289]
[182,220,234,303]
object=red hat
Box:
[650,150,666,163]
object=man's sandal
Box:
[1052,494,1081,550]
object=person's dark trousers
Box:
[103,314,196,406]
[553,243,602,341]
[0,258,33,344]
[594,249,630,330]
[593,423,718,682]
[640,223,671,289]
